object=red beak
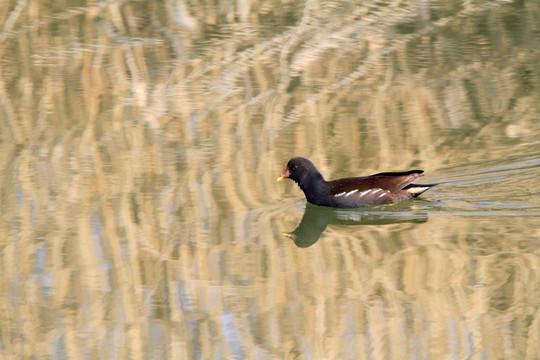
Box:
[277,167,290,181]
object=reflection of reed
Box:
[0,0,539,358]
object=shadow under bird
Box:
[277,157,436,208]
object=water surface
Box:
[0,0,539,359]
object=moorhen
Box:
[277,157,436,208]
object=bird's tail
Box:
[404,183,437,197]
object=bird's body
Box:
[277,157,436,208]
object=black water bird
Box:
[277,157,436,208]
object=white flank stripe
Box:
[345,189,358,197]
[371,189,382,194]
[358,190,371,197]
[334,192,346,197]
[376,192,387,199]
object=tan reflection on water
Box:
[1,0,540,359]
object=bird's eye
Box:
[293,165,299,170]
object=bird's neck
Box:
[298,171,326,203]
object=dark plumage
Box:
[277,157,436,208]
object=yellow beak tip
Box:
[277,176,285,182]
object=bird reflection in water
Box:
[284,203,429,248]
